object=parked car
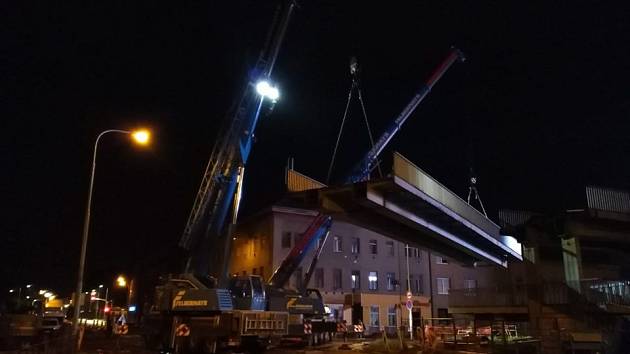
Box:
[40,318,61,333]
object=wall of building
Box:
[230,206,497,328]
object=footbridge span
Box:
[282,152,522,268]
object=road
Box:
[76,330,392,354]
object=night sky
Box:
[3,2,630,296]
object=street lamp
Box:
[72,128,151,335]
[116,275,127,288]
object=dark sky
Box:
[3,1,630,295]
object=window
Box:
[437,308,449,324]
[351,270,361,290]
[464,279,477,290]
[415,274,424,294]
[437,277,450,295]
[404,246,419,258]
[314,268,324,288]
[386,272,396,291]
[281,232,292,248]
[437,256,448,264]
[369,305,379,326]
[368,271,378,290]
[369,239,377,255]
[351,237,360,254]
[386,241,394,256]
[333,269,342,290]
[333,235,343,252]
[294,267,303,290]
[387,305,397,327]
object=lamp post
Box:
[72,129,150,335]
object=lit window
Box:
[368,271,378,290]
[437,277,450,295]
[333,235,343,253]
[351,237,360,254]
[351,271,361,290]
[436,256,448,264]
[369,240,377,255]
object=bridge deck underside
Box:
[283,177,519,267]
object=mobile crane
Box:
[142,2,297,353]
[272,46,466,328]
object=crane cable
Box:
[326,84,353,184]
[357,87,382,178]
[326,57,382,184]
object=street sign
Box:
[176,323,190,337]
[116,323,128,335]
[406,299,413,310]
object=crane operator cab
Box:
[229,275,266,311]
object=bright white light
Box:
[129,305,137,312]
[26,296,30,299]
[99,284,104,288]
[255,80,280,101]
[44,292,52,298]
[39,290,47,295]
[9,289,14,293]
[26,284,33,288]
[368,275,378,282]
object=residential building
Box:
[231,205,496,334]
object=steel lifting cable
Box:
[357,87,382,178]
[326,84,354,184]
[326,57,382,183]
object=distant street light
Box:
[72,128,151,336]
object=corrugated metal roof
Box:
[586,186,630,214]
[498,209,537,228]
[286,169,326,192]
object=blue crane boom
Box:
[345,47,465,184]
[179,1,296,283]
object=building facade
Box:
[231,205,496,334]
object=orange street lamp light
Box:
[72,128,151,336]
[116,275,127,288]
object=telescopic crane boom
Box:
[179,2,296,284]
[345,47,465,184]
